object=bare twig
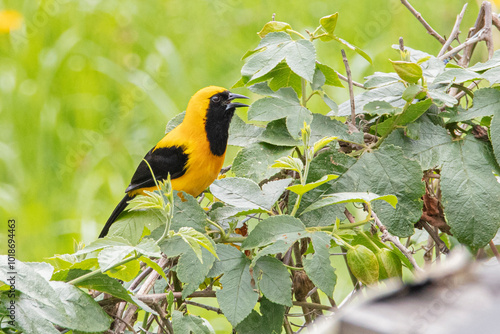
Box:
[372,211,424,273]
[292,301,335,312]
[492,12,500,31]
[335,71,365,88]
[185,300,223,314]
[439,29,488,61]
[458,1,493,66]
[400,0,446,45]
[438,3,468,57]
[490,240,500,263]
[341,49,356,128]
[420,221,450,255]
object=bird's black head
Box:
[205,89,248,156]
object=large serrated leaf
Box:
[242,215,307,249]
[235,297,285,334]
[210,177,290,211]
[441,136,500,249]
[232,142,294,183]
[303,232,336,296]
[216,253,259,326]
[329,145,424,237]
[449,88,500,122]
[255,256,292,306]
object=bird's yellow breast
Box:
[129,120,225,197]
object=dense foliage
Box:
[2,2,500,334]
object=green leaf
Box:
[210,177,290,211]
[329,145,424,237]
[284,40,316,82]
[216,252,259,326]
[171,191,207,233]
[287,174,339,196]
[319,13,338,35]
[332,36,372,64]
[317,63,343,87]
[176,227,218,262]
[172,310,215,334]
[97,246,133,272]
[235,297,285,334]
[402,84,423,102]
[364,101,400,116]
[363,72,400,89]
[346,245,379,285]
[159,234,195,258]
[303,232,336,296]
[106,258,140,282]
[0,258,60,309]
[208,244,247,277]
[481,67,500,85]
[298,150,357,227]
[384,116,453,170]
[108,209,164,244]
[255,256,292,306]
[248,94,312,138]
[468,49,500,71]
[441,136,500,249]
[139,256,168,281]
[334,82,406,117]
[449,88,500,122]
[228,114,264,147]
[272,156,304,174]
[258,21,292,38]
[390,60,423,84]
[258,118,300,146]
[242,32,316,82]
[301,192,397,215]
[177,247,215,298]
[245,62,302,96]
[67,269,135,303]
[232,142,294,182]
[490,114,500,166]
[427,89,458,107]
[49,281,112,331]
[242,215,307,249]
[165,111,185,133]
[310,113,364,144]
[433,68,482,84]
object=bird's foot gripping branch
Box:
[3,2,500,333]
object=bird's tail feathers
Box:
[99,194,132,238]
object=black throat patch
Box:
[205,92,235,156]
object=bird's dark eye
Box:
[211,95,221,103]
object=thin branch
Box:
[335,71,365,88]
[490,240,500,263]
[292,301,335,312]
[420,221,450,255]
[400,0,446,45]
[492,12,500,31]
[438,29,487,61]
[372,210,424,273]
[459,1,493,67]
[341,49,356,128]
[184,300,223,314]
[438,3,468,57]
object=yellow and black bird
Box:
[99,86,248,238]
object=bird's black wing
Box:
[125,145,188,193]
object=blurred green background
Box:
[0,0,489,261]
[1,0,495,331]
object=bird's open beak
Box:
[226,92,249,110]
